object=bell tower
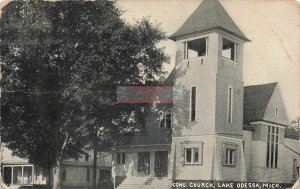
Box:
[168,0,250,182]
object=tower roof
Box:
[169,0,249,41]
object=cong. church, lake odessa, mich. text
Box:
[172,181,282,189]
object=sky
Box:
[116,0,300,121]
[0,0,299,121]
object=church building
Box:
[112,0,300,189]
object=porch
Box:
[2,163,46,187]
[115,177,169,189]
[112,144,171,188]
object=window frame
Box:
[266,125,279,168]
[182,142,204,165]
[190,86,197,121]
[3,165,34,185]
[159,108,172,128]
[222,37,237,62]
[227,86,233,123]
[117,152,126,165]
[184,148,200,165]
[222,143,237,167]
[183,37,208,60]
[275,106,279,117]
[293,159,298,180]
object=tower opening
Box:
[184,37,207,59]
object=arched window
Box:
[275,106,279,117]
[160,109,172,129]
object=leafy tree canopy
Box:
[0,0,169,173]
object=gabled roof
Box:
[284,127,299,140]
[169,0,249,41]
[243,82,277,124]
[163,68,175,86]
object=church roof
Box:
[243,82,277,125]
[169,0,249,41]
[163,68,175,86]
[284,127,299,140]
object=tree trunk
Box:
[48,166,52,188]
[52,133,70,189]
[52,159,63,189]
[93,147,98,189]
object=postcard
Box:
[0,0,299,189]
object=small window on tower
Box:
[184,37,207,59]
[191,86,196,121]
[222,38,237,61]
[227,86,233,123]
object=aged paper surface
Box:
[119,0,300,120]
[0,0,299,189]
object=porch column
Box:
[150,152,155,176]
[11,166,13,185]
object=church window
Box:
[223,143,237,166]
[160,109,172,128]
[184,37,207,59]
[275,106,279,117]
[184,148,201,164]
[117,152,126,165]
[227,86,233,123]
[191,86,196,121]
[266,125,279,168]
[293,159,298,180]
[222,38,237,61]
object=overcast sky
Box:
[0,0,299,121]
[117,0,300,121]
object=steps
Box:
[117,177,169,189]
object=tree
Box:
[0,1,169,189]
